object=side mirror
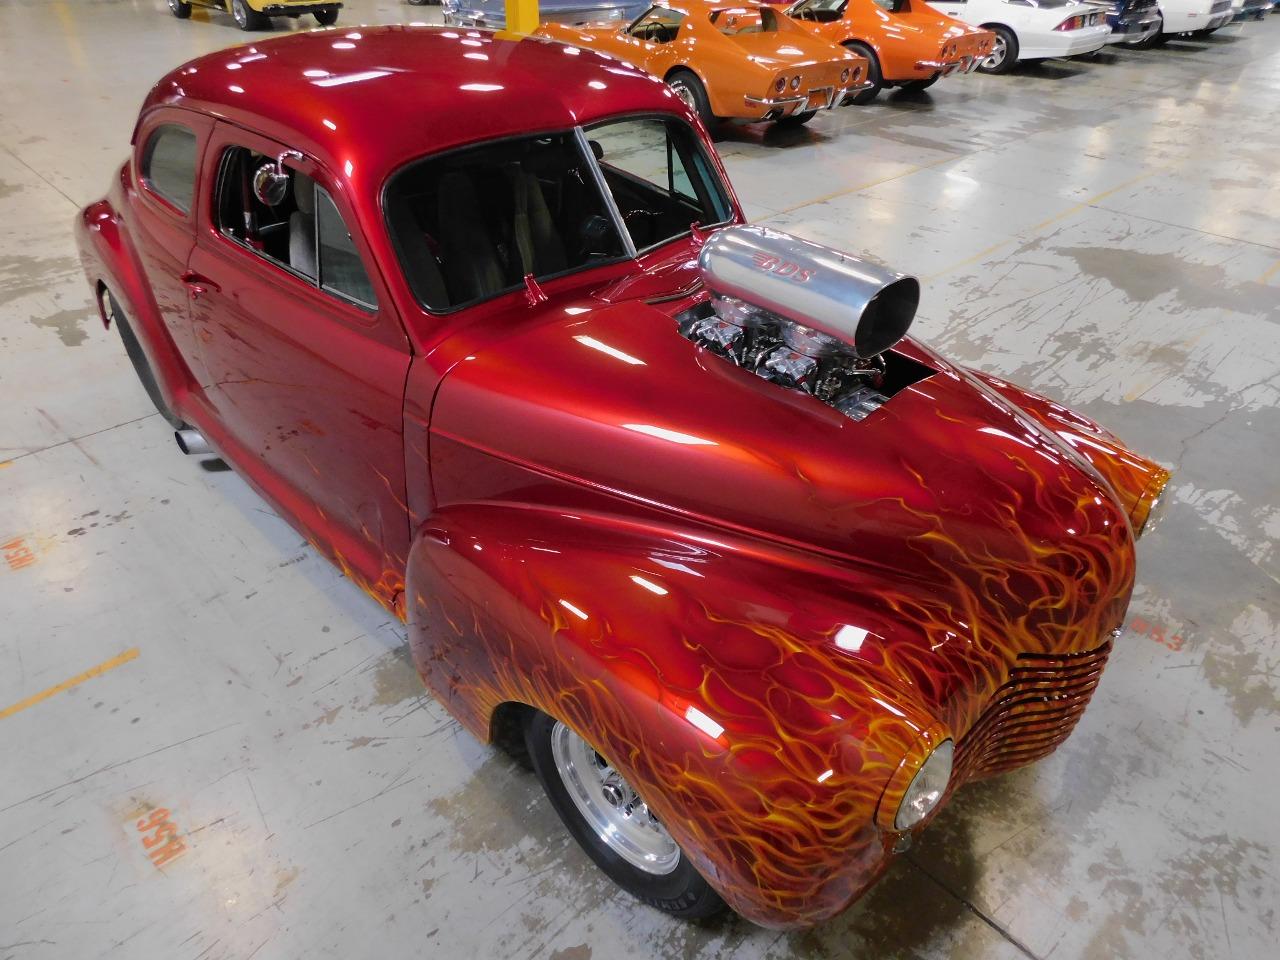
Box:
[252,149,304,206]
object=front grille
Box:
[1210,0,1231,13]
[953,641,1112,782]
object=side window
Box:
[216,146,376,310]
[316,187,376,307]
[626,7,685,43]
[142,125,198,214]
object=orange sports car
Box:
[781,0,994,104]
[537,2,867,127]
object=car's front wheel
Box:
[843,42,882,105]
[168,0,193,18]
[231,0,267,30]
[977,26,1018,74]
[314,7,339,25]
[524,710,726,919]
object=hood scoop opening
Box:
[677,225,933,421]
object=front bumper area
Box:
[744,84,849,120]
[1107,14,1162,43]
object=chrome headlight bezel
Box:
[894,739,954,831]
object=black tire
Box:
[314,7,339,25]
[666,70,715,129]
[1127,15,1165,48]
[843,42,882,105]
[775,109,817,127]
[977,25,1018,74]
[231,0,267,31]
[106,292,187,430]
[524,710,726,920]
[168,0,193,18]
[898,75,939,92]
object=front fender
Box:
[406,502,946,928]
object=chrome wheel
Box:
[672,82,698,114]
[549,722,680,876]
[984,35,1008,71]
[234,2,247,28]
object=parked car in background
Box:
[74,25,1170,930]
[782,0,994,104]
[166,0,340,29]
[1128,0,1231,42]
[1230,0,1270,19]
[1104,0,1162,44]
[441,0,648,27]
[926,0,1111,73]
[537,3,866,127]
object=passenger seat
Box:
[436,171,505,303]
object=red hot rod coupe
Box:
[76,27,1170,929]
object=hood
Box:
[430,291,1137,656]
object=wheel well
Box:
[842,38,879,62]
[664,66,699,85]
[980,23,1013,33]
[488,701,535,768]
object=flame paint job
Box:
[780,0,994,83]
[74,26,1168,929]
[536,1,865,121]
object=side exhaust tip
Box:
[175,429,211,456]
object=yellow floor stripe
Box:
[0,648,139,720]
[1258,260,1280,285]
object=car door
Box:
[183,122,413,603]
[128,109,214,369]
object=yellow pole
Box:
[505,0,540,36]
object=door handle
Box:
[181,271,221,299]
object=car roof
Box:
[141,25,683,189]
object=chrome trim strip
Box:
[573,125,638,261]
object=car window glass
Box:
[216,146,376,310]
[142,125,198,214]
[789,0,848,21]
[626,7,684,42]
[710,7,778,34]
[587,117,731,252]
[385,131,627,312]
[316,187,376,307]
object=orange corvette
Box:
[781,0,994,104]
[537,3,867,127]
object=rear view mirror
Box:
[252,149,305,206]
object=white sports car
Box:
[927,0,1112,73]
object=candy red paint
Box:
[74,26,1168,928]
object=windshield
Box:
[386,117,732,312]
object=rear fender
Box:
[74,167,196,420]
[405,502,942,927]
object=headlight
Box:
[894,739,954,830]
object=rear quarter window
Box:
[142,125,198,214]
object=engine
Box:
[680,225,923,422]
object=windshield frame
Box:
[381,113,735,316]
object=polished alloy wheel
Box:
[549,722,680,875]
[672,83,698,114]
[233,0,248,27]
[984,36,1008,71]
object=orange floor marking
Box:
[0,648,140,720]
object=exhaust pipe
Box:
[698,224,919,359]
[174,429,211,456]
